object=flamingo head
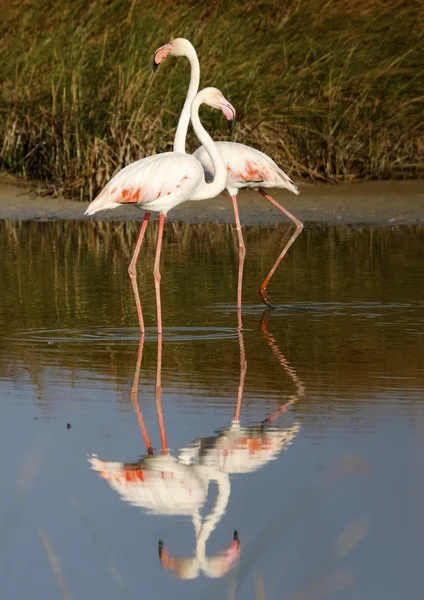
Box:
[152,38,194,71]
[198,87,236,131]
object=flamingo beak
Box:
[152,43,173,72]
[220,99,236,131]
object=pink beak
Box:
[219,98,236,130]
[153,43,172,72]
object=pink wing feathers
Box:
[193,142,299,195]
[85,152,204,216]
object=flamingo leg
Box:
[128,212,151,332]
[155,329,168,454]
[230,196,247,422]
[153,214,166,336]
[230,195,246,316]
[130,334,154,455]
[258,189,304,308]
[260,308,305,424]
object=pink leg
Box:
[155,328,168,455]
[153,214,166,335]
[258,189,304,308]
[230,195,246,320]
[130,334,153,454]
[128,212,151,332]
[260,309,305,424]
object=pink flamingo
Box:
[85,87,236,334]
[153,38,303,309]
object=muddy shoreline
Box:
[0,176,423,225]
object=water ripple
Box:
[6,326,240,345]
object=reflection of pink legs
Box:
[261,399,294,424]
[260,309,305,423]
[153,214,166,335]
[130,334,168,456]
[130,335,153,455]
[230,195,246,316]
[156,332,168,455]
[258,189,304,308]
[128,212,150,332]
[231,198,247,422]
[232,325,246,423]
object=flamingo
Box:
[89,310,303,579]
[84,87,236,334]
[153,38,303,309]
[89,335,240,580]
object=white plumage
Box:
[153,38,303,308]
[89,454,208,516]
[193,141,299,196]
[84,87,236,333]
[84,152,204,216]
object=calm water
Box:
[1,220,424,599]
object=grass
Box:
[0,0,424,200]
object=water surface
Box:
[0,221,424,599]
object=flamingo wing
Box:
[85,152,203,215]
[88,455,207,515]
[194,142,298,195]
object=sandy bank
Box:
[0,176,423,225]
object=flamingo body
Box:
[89,454,208,516]
[84,86,236,333]
[193,142,299,197]
[85,152,204,217]
[179,422,300,475]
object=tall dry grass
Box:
[1,0,424,200]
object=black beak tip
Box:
[228,117,235,131]
[152,59,159,73]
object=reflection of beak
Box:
[158,540,176,570]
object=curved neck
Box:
[173,47,200,154]
[191,96,227,200]
[196,473,231,566]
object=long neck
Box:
[190,98,227,200]
[173,47,200,154]
[196,472,231,567]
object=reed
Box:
[1,0,423,200]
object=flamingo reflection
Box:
[89,315,304,580]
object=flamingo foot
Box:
[259,287,277,309]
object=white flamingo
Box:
[88,313,303,579]
[153,38,303,309]
[84,87,236,334]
